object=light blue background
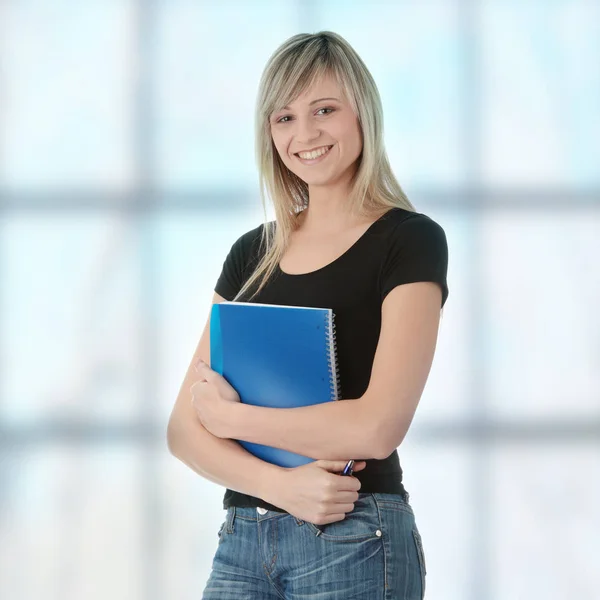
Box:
[0,1,598,599]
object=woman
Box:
[167,31,449,599]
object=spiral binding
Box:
[324,310,342,401]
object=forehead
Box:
[281,73,344,110]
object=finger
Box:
[190,380,208,397]
[315,460,354,472]
[195,366,221,387]
[195,362,226,386]
[322,514,347,525]
[315,513,346,526]
[321,503,355,519]
[335,474,362,492]
[195,359,209,372]
[325,502,354,521]
[332,491,360,503]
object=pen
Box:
[341,459,354,476]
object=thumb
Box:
[195,359,211,373]
[195,360,222,382]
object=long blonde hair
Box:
[234,31,416,302]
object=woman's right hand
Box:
[269,459,367,525]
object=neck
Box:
[299,171,361,234]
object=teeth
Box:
[297,145,331,160]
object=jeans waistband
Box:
[223,490,410,533]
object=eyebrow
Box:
[280,97,341,111]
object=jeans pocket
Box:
[304,494,383,543]
[217,520,225,540]
[372,492,415,517]
[412,528,427,597]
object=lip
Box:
[294,144,334,165]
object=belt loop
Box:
[226,506,236,534]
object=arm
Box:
[227,396,379,460]
[221,281,443,460]
[167,292,283,502]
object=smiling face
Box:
[269,72,363,189]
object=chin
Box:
[297,174,336,186]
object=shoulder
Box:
[227,221,270,259]
[215,221,271,300]
[234,222,267,248]
[384,207,445,231]
[378,208,449,307]
[383,209,447,248]
[226,220,277,274]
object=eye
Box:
[275,107,335,124]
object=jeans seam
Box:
[412,528,426,598]
[256,520,286,600]
[225,506,235,534]
[270,517,278,572]
[371,494,388,597]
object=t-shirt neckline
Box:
[277,207,399,277]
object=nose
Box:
[295,115,322,145]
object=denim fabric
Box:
[202,491,426,600]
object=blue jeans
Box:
[202,491,427,599]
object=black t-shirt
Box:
[213,207,449,512]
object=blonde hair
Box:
[234,30,416,302]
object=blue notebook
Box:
[209,301,341,468]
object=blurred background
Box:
[0,1,598,599]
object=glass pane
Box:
[408,208,471,421]
[481,0,600,189]
[482,209,600,419]
[398,439,472,600]
[490,444,600,600]
[0,1,135,190]
[319,1,466,188]
[0,215,143,424]
[155,205,265,422]
[0,444,144,600]
[154,0,299,190]
[160,449,227,598]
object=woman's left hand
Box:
[190,360,241,438]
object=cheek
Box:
[339,123,362,154]
[270,135,289,160]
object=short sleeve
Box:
[214,224,265,301]
[380,214,449,308]
[214,233,249,301]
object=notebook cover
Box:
[210,302,339,468]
